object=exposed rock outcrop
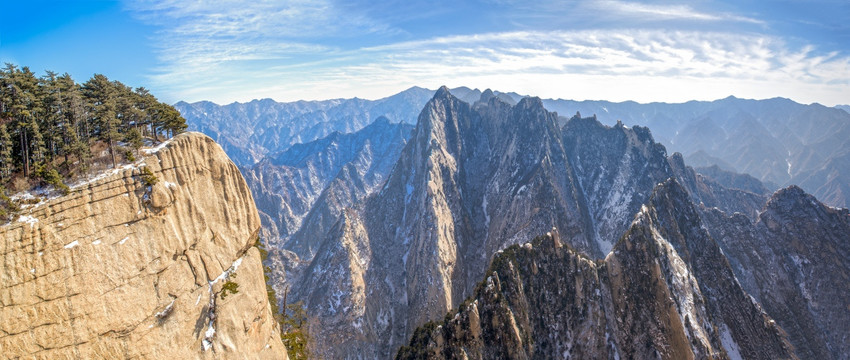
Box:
[701,186,850,359]
[244,117,413,256]
[0,132,287,359]
[397,180,796,360]
[290,88,779,358]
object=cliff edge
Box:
[1,132,287,359]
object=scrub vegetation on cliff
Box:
[0,63,186,220]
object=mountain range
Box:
[175,87,433,166]
[179,88,850,209]
[286,89,849,358]
[541,96,850,208]
[178,87,850,359]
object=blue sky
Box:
[1,0,848,106]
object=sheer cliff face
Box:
[701,186,850,359]
[290,88,789,358]
[244,118,413,256]
[397,181,795,360]
[0,133,286,359]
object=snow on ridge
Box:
[212,255,245,284]
[202,254,245,352]
[143,138,174,155]
[69,161,146,190]
[17,215,39,228]
[64,240,80,249]
[719,324,744,360]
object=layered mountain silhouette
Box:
[243,117,414,254]
[180,88,850,208]
[175,87,433,166]
[269,88,846,358]
[397,180,795,359]
[179,87,849,359]
[542,96,850,208]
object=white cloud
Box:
[126,1,849,106]
[588,0,765,25]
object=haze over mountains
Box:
[174,87,433,166]
[178,87,850,359]
[178,87,850,209]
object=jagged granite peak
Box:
[562,114,674,255]
[397,179,794,360]
[176,87,434,166]
[668,152,768,220]
[0,133,286,358]
[292,88,588,357]
[541,95,850,208]
[292,88,770,357]
[700,185,850,359]
[244,118,413,254]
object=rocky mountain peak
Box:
[433,85,452,99]
[759,185,850,229]
[765,185,811,209]
[398,175,795,359]
[478,88,495,103]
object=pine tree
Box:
[40,71,64,161]
[0,63,187,191]
[134,87,157,138]
[84,74,120,168]
[58,73,90,167]
[11,66,43,177]
[152,103,186,139]
[0,124,13,182]
[28,120,47,169]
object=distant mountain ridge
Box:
[176,87,850,359]
[541,96,850,207]
[243,117,414,255]
[286,88,837,358]
[179,89,850,208]
[175,86,433,166]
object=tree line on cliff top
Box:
[0,63,187,218]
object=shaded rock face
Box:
[397,180,795,360]
[176,87,433,166]
[542,96,850,208]
[693,164,773,196]
[243,118,414,255]
[668,152,768,221]
[289,89,774,358]
[562,116,674,254]
[701,186,850,360]
[0,133,286,359]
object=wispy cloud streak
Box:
[588,1,765,25]
[125,1,850,106]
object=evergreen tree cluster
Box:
[0,63,186,196]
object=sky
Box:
[1,0,848,106]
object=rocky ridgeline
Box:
[701,186,850,359]
[281,87,848,359]
[0,133,286,358]
[398,180,794,359]
[285,88,778,358]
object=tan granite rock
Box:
[0,132,287,359]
